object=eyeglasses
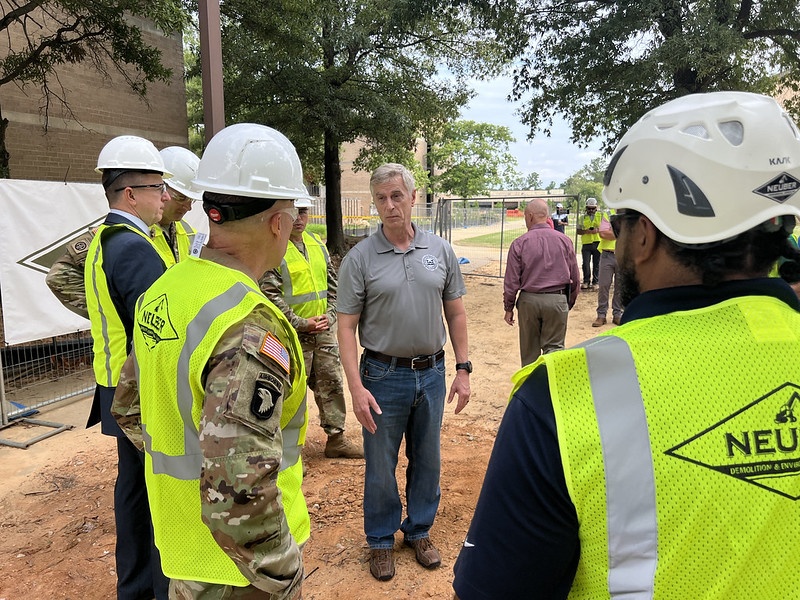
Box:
[277,206,299,221]
[609,211,641,237]
[114,182,167,194]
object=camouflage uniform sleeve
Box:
[199,307,302,599]
[325,261,338,326]
[111,350,144,451]
[258,268,310,333]
[45,232,94,319]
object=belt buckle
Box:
[410,355,428,370]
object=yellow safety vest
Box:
[597,211,616,252]
[84,222,157,387]
[511,295,800,598]
[279,231,329,318]
[581,213,602,245]
[151,219,196,267]
[132,257,309,585]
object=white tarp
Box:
[0,179,209,345]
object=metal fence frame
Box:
[0,330,92,447]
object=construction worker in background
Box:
[150,146,201,266]
[85,135,171,600]
[113,123,309,599]
[453,91,800,599]
[259,196,364,459]
[576,197,602,289]
[551,202,569,233]
[45,146,202,318]
[592,208,623,327]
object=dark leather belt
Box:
[530,289,566,295]
[364,349,445,370]
[602,250,615,254]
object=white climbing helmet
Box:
[603,91,800,245]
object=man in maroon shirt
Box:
[503,198,580,366]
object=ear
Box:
[410,188,417,207]
[268,211,284,237]
[631,215,661,266]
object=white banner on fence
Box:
[0,180,209,345]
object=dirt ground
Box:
[0,267,608,599]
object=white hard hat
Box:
[556,202,563,208]
[586,197,598,207]
[193,123,307,200]
[603,91,800,245]
[96,136,172,177]
[294,196,314,208]
[159,147,202,201]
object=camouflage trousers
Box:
[298,327,347,435]
[169,565,303,599]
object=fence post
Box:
[0,348,7,427]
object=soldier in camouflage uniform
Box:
[113,123,309,599]
[259,199,362,459]
[45,229,96,318]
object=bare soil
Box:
[0,268,605,599]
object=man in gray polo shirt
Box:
[337,163,472,582]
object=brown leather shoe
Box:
[369,548,395,581]
[592,317,606,327]
[324,432,364,459]
[404,537,441,569]
[612,315,622,325]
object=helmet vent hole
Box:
[718,120,744,146]
[681,124,710,140]
[783,114,800,140]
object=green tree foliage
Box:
[183,22,204,154]
[0,0,188,178]
[511,1,800,152]
[216,0,511,254]
[428,120,519,197]
[505,170,542,191]
[563,157,607,205]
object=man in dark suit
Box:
[84,135,172,600]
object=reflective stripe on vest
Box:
[582,336,657,598]
[280,231,329,316]
[151,219,197,267]
[141,281,305,479]
[86,223,157,387]
[581,213,602,244]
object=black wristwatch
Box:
[455,361,473,374]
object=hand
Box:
[504,310,515,326]
[351,385,381,434]
[447,370,471,414]
[303,315,329,333]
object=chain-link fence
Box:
[434,196,579,278]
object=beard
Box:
[617,252,641,307]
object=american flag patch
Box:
[259,332,290,374]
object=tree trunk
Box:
[324,128,346,256]
[0,105,11,179]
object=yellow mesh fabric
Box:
[543,295,800,599]
[135,257,308,584]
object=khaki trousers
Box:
[516,291,569,367]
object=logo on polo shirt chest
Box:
[665,382,800,500]
[422,254,438,271]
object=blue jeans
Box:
[359,353,446,549]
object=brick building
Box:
[2,16,188,183]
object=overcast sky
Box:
[459,77,604,187]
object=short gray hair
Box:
[370,163,416,196]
